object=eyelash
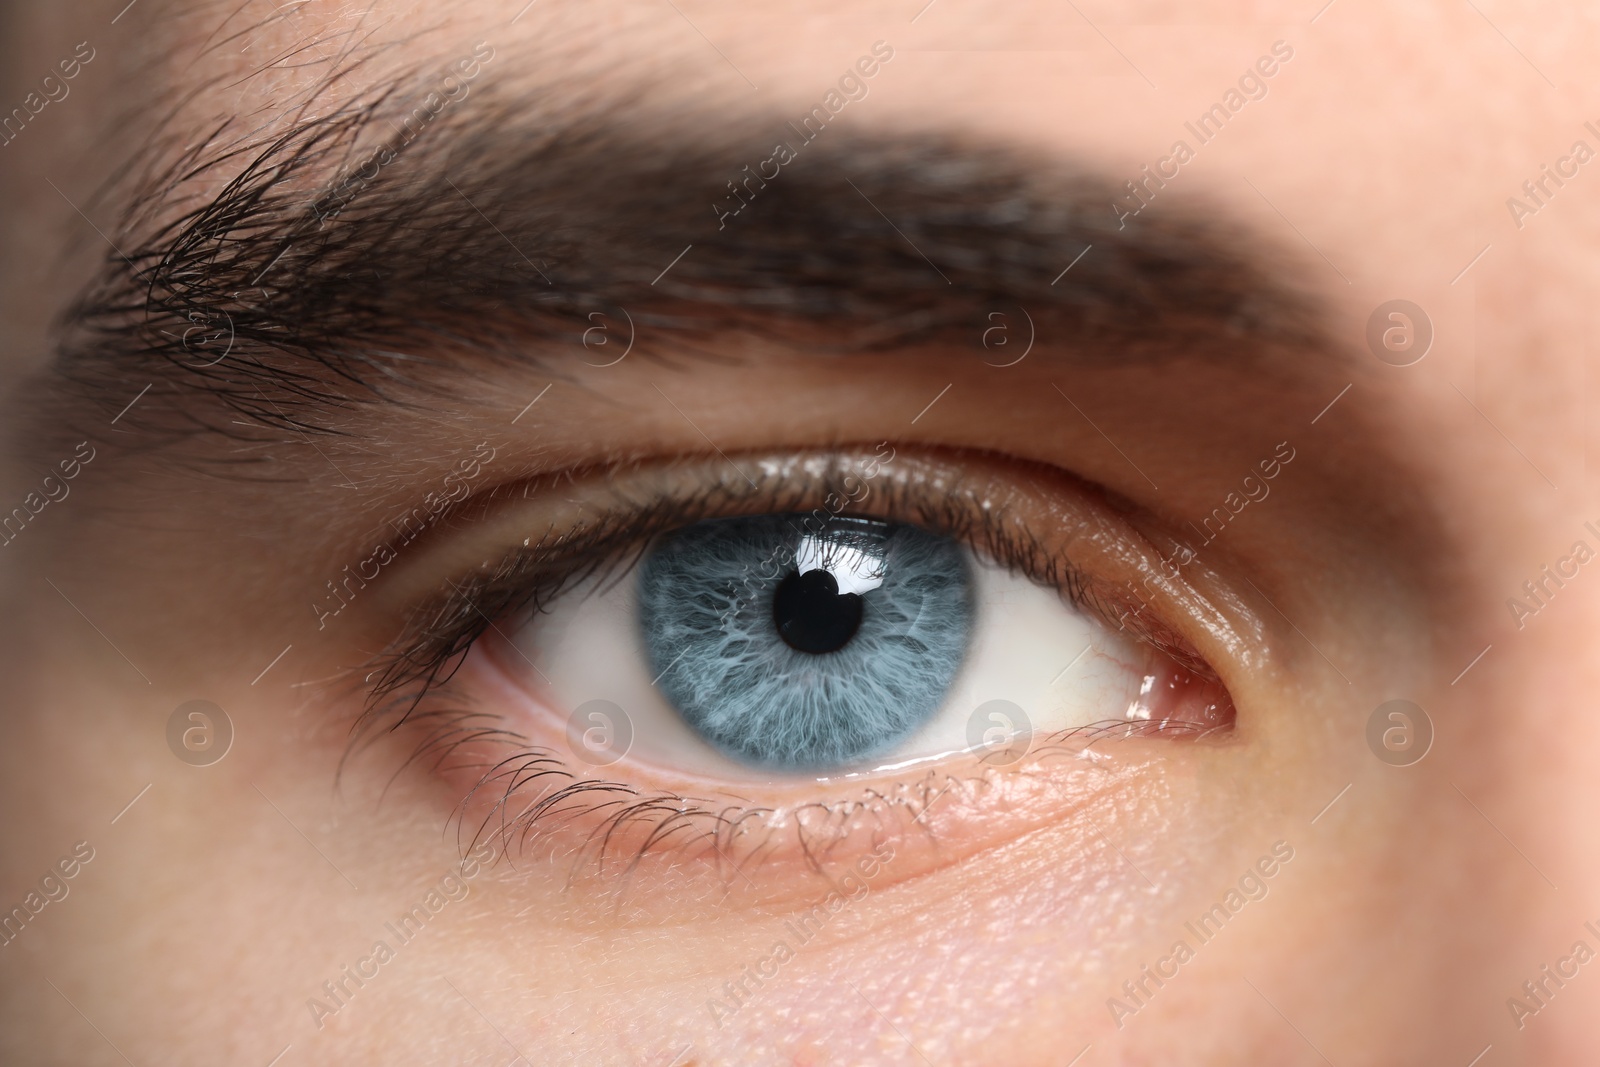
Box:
[366,450,1078,702]
[345,447,1225,880]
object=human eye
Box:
[355,445,1242,899]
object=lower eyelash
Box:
[344,673,1227,894]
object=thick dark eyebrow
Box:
[44,66,1333,440]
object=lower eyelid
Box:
[367,633,1205,912]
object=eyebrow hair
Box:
[44,60,1333,442]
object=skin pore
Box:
[3,1,1600,1065]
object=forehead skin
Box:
[4,1,1600,1065]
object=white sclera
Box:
[506,550,1154,783]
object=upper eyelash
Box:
[357,448,1112,726]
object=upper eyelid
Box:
[362,450,1065,702]
[356,446,1196,726]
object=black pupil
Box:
[773,569,864,654]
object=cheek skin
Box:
[430,766,1201,1064]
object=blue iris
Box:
[637,514,974,771]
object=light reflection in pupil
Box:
[773,569,864,653]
